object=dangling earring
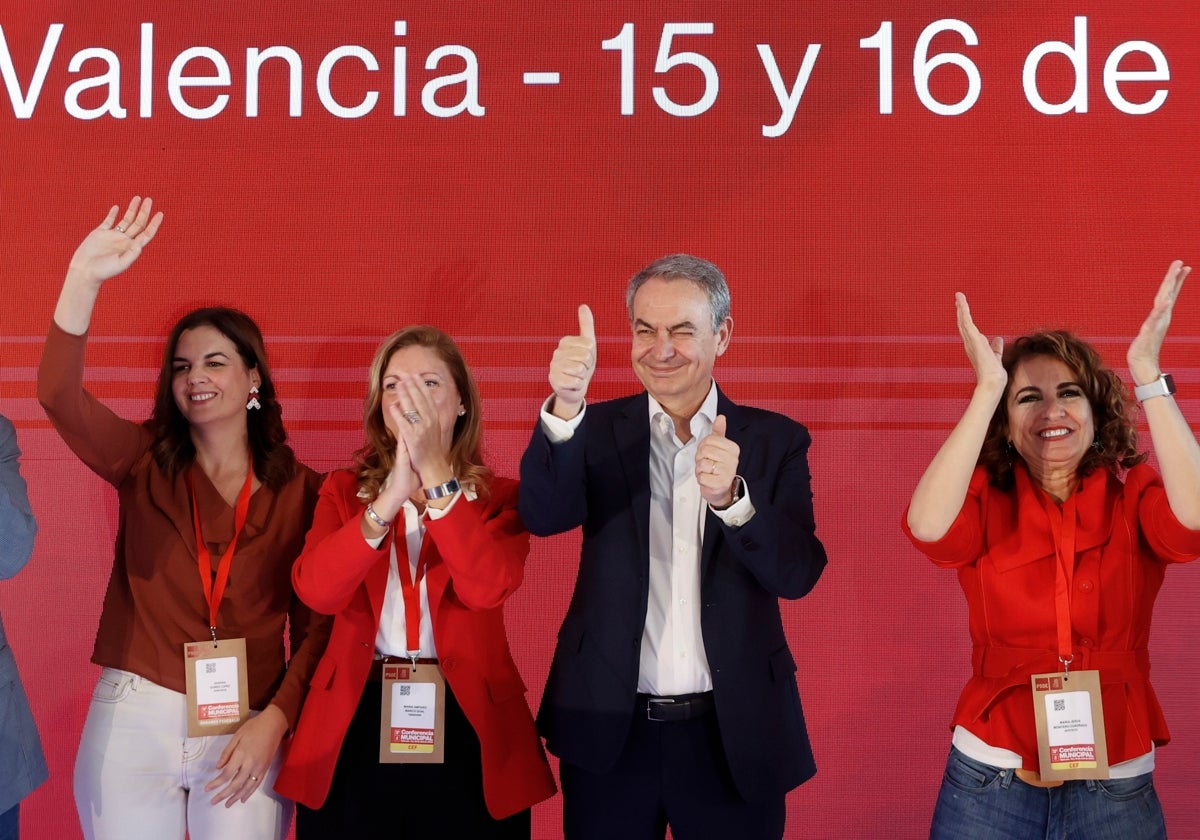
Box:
[246,386,261,411]
[1091,436,1101,451]
[1005,440,1016,465]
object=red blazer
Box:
[904,462,1200,769]
[275,470,556,818]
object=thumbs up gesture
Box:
[548,304,597,420]
[696,415,741,507]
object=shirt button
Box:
[1078,580,1094,593]
[679,598,687,606]
[1080,638,1093,648]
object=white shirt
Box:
[368,489,468,659]
[539,382,755,696]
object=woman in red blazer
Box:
[275,326,555,838]
[904,261,1200,840]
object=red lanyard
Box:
[1039,490,1078,673]
[396,511,430,663]
[188,465,254,642]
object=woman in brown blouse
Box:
[38,197,329,840]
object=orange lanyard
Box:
[188,465,254,642]
[1039,490,1078,674]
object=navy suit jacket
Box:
[519,388,826,801]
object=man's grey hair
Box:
[625,254,731,332]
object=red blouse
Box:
[903,461,1200,769]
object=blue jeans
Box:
[0,803,17,840]
[929,746,1166,840]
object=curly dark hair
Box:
[979,330,1145,488]
[147,307,298,490]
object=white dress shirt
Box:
[539,382,755,696]
[367,489,468,659]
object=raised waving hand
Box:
[54,197,164,335]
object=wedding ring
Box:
[403,410,421,424]
[249,775,258,782]
[115,225,127,233]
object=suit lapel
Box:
[701,389,749,579]
[614,395,652,569]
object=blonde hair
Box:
[355,326,490,502]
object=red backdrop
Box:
[2,3,1199,837]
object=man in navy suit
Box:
[519,254,827,839]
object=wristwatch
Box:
[424,476,461,500]
[1134,373,1176,403]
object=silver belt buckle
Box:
[646,697,675,721]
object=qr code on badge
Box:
[205,662,217,674]
[1053,698,1065,712]
[398,684,411,696]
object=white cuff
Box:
[539,395,586,443]
[710,480,755,528]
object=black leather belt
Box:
[639,691,715,722]
[368,655,438,682]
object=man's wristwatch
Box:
[1134,373,1176,403]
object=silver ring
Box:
[249,775,258,782]
[115,226,127,233]
[403,410,421,425]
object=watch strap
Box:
[1134,373,1176,402]
[423,477,461,500]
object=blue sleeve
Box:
[0,414,37,580]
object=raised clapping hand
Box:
[381,400,422,506]
[955,292,1007,395]
[696,414,741,508]
[68,197,163,287]
[549,304,596,420]
[1128,260,1191,385]
[389,373,454,491]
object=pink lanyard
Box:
[187,465,254,642]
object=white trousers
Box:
[74,668,291,840]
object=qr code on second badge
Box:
[205,662,217,674]
[398,684,411,696]
[1053,698,1065,712]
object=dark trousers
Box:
[296,678,530,839]
[560,697,785,840]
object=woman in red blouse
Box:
[905,261,1200,840]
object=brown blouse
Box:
[38,322,329,726]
